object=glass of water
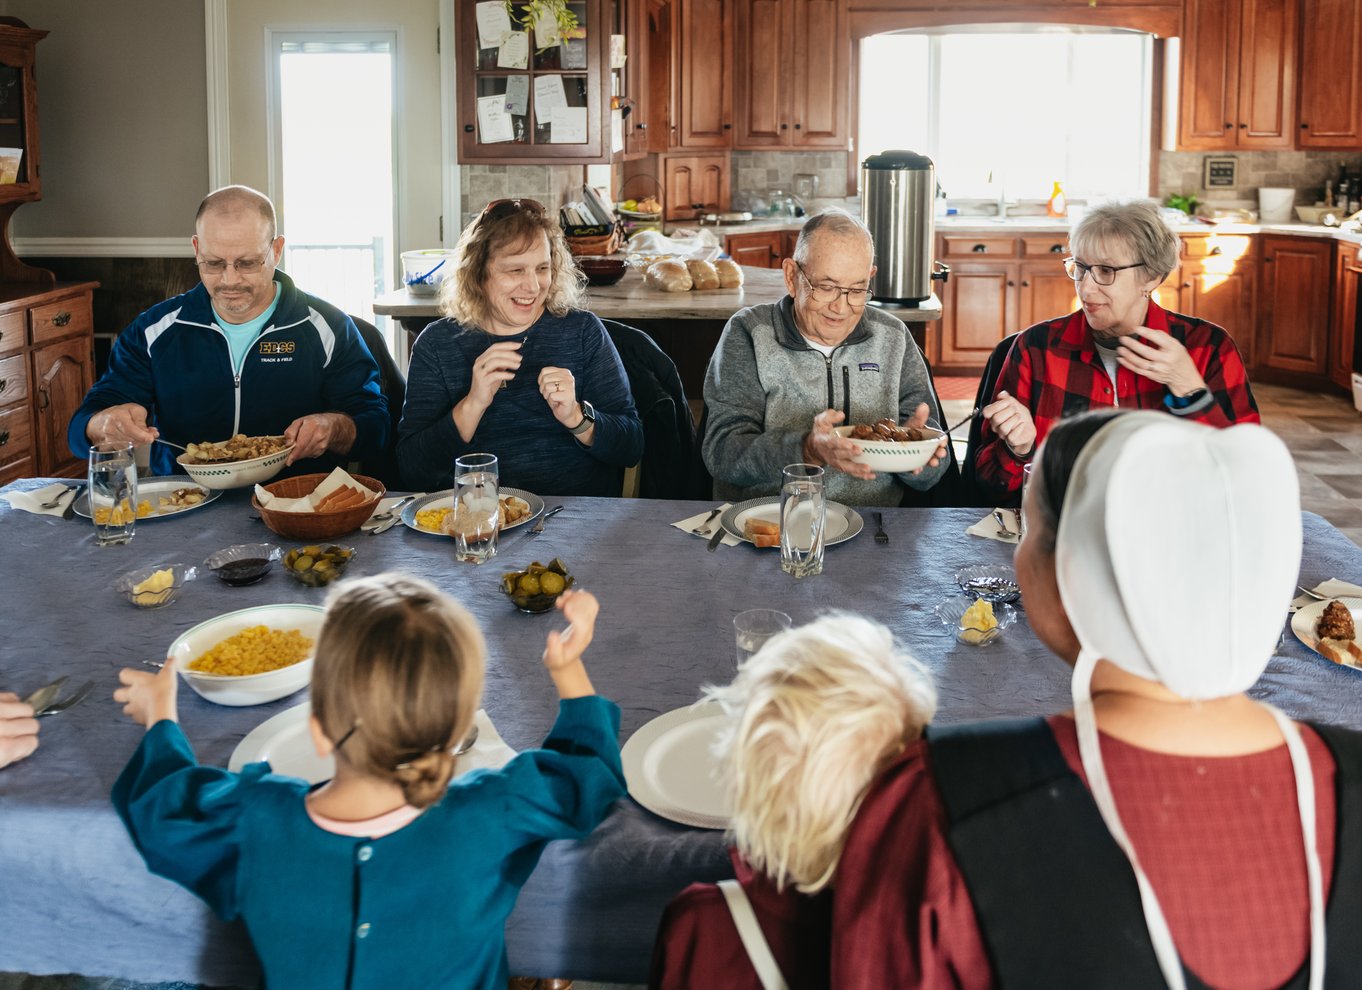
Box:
[780,463,826,578]
[450,453,499,564]
[88,441,139,547]
[734,609,792,666]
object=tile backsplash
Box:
[458,165,587,232]
[1158,150,1362,207]
[730,151,850,208]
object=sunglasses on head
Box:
[480,198,547,223]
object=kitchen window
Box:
[859,28,1153,204]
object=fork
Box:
[873,512,889,545]
[36,680,94,717]
[1298,585,1328,601]
[691,507,722,535]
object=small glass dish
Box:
[955,564,1022,604]
[500,558,574,613]
[203,543,282,586]
[114,563,197,609]
[934,596,1018,647]
[283,543,357,587]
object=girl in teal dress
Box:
[112,573,624,990]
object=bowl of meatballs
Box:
[833,419,945,472]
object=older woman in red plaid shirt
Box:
[974,200,1259,501]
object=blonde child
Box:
[112,573,623,990]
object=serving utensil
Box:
[874,512,889,545]
[153,437,189,453]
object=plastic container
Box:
[1257,187,1295,223]
[1047,181,1067,217]
[401,249,457,295]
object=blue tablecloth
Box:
[2,480,1361,984]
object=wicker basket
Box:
[252,473,386,539]
[565,225,623,258]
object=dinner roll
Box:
[714,258,744,288]
[645,260,693,292]
[686,260,721,291]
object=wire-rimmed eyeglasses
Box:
[795,262,872,307]
[1063,257,1143,286]
[196,254,274,276]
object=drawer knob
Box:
[972,244,986,253]
[1049,244,1064,253]
[1209,245,1222,256]
[53,311,72,327]
[0,429,8,447]
[0,378,6,393]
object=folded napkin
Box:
[1290,579,1362,613]
[254,467,379,513]
[1,482,79,517]
[672,504,740,547]
[360,493,425,534]
[456,708,519,775]
[967,508,1020,544]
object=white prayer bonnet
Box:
[1052,411,1322,990]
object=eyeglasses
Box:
[1063,257,1143,286]
[196,251,274,276]
[481,198,547,223]
[796,262,872,307]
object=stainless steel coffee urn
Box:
[861,150,948,305]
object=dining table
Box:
[3,479,1362,986]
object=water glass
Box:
[734,609,792,666]
[451,453,499,564]
[780,463,826,578]
[88,441,138,547]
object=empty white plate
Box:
[621,701,731,829]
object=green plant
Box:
[505,0,580,51]
[1165,193,1199,215]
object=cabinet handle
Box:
[37,384,48,409]
[1021,280,1030,287]
[53,311,72,327]
[636,122,647,130]
[0,378,6,393]
[464,124,474,132]
[971,244,987,253]
[0,429,8,447]
[794,123,802,130]
[780,123,788,130]
[1049,244,1064,253]
[1239,123,1246,129]
[1182,281,1191,289]
[723,123,732,130]
[1007,280,1016,287]
[1301,123,1310,129]
[1209,245,1222,256]
[1225,122,1233,129]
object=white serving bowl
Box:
[176,445,293,490]
[169,603,324,706]
[833,426,946,472]
[1295,205,1332,224]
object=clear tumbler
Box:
[780,463,826,578]
[88,441,139,547]
[451,453,500,564]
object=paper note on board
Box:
[550,106,587,144]
[476,1,513,48]
[0,147,22,185]
[610,35,627,69]
[497,31,529,69]
[533,8,559,48]
[505,75,530,116]
[477,95,515,143]
[611,108,624,153]
[533,74,568,128]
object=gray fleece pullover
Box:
[702,297,947,506]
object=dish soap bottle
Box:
[1047,181,1067,218]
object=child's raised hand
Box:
[113,660,179,729]
[542,590,599,699]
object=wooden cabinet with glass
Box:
[457,0,612,163]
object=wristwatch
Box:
[569,400,596,436]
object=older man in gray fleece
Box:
[702,209,948,506]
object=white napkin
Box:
[255,468,380,514]
[1289,579,1362,613]
[672,504,740,547]
[360,494,425,533]
[967,508,1020,544]
[1,482,78,517]
[456,708,519,775]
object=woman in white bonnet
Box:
[833,409,1362,988]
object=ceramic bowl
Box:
[833,426,945,472]
[176,445,294,490]
[577,256,628,286]
[169,603,324,706]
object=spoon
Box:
[153,437,190,453]
[38,485,75,509]
[992,509,1015,540]
[455,724,479,755]
[366,494,420,525]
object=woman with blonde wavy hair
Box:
[649,612,937,990]
[112,572,626,990]
[397,199,643,496]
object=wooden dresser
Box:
[0,281,97,484]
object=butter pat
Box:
[959,599,999,644]
[132,568,174,604]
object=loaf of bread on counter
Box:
[644,259,693,292]
[714,258,744,288]
[686,259,721,291]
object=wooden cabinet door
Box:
[1236,0,1297,146]
[939,262,1017,367]
[1185,259,1257,368]
[621,0,653,158]
[1018,263,1079,327]
[674,0,732,148]
[695,157,729,212]
[30,333,93,478]
[663,155,728,218]
[1330,243,1362,387]
[1179,0,1240,149]
[1154,268,1184,315]
[788,0,847,149]
[733,0,786,147]
[1298,0,1362,147]
[1257,236,1332,375]
[782,230,800,263]
[726,231,783,268]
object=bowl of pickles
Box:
[500,558,574,613]
[282,544,356,587]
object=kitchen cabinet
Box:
[1297,0,1362,147]
[1257,235,1333,377]
[456,0,612,163]
[1177,235,1258,366]
[662,154,729,219]
[938,262,1016,368]
[614,0,654,159]
[725,230,784,268]
[671,0,732,148]
[733,0,848,150]
[1330,241,1362,388]
[1177,0,1297,150]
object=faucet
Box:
[990,169,1011,219]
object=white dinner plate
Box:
[400,487,544,536]
[229,703,512,783]
[718,497,863,548]
[1291,597,1362,668]
[621,701,731,830]
[73,476,221,520]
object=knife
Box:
[367,494,423,536]
[61,485,85,521]
[706,522,728,552]
[23,675,68,715]
[504,504,564,551]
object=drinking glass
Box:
[451,453,499,564]
[780,463,826,578]
[88,441,138,547]
[734,609,792,666]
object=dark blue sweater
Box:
[397,310,643,496]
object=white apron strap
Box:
[718,879,791,990]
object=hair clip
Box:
[334,719,363,751]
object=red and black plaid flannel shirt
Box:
[974,301,1260,497]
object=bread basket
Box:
[252,473,386,539]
